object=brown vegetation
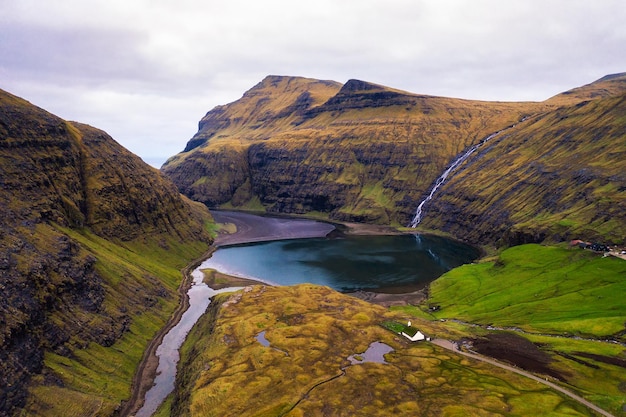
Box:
[0,88,214,415]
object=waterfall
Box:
[409,130,504,228]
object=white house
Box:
[402,329,426,341]
[401,321,429,342]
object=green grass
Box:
[393,243,626,415]
[220,195,266,212]
[521,334,626,413]
[425,244,626,338]
[22,226,210,416]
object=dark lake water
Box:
[199,234,479,292]
[135,215,479,415]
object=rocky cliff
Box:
[163,75,536,225]
[0,89,213,415]
[163,74,626,246]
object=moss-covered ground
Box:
[173,283,608,416]
[397,244,626,415]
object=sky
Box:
[1,0,625,168]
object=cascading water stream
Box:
[409,128,509,228]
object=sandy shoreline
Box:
[208,210,427,307]
[211,210,404,246]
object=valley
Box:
[165,212,625,417]
[1,71,625,417]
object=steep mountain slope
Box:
[162,75,537,225]
[163,74,625,245]
[547,72,626,105]
[420,78,626,246]
[0,89,213,416]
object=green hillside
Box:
[397,244,626,414]
[0,89,214,416]
[162,73,626,246]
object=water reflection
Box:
[200,234,479,292]
[347,342,394,365]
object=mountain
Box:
[162,75,539,224]
[0,89,213,416]
[162,74,626,245]
[547,72,626,104]
[422,84,626,246]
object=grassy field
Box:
[172,284,602,416]
[394,243,626,415]
[424,244,626,338]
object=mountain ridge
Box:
[162,74,625,245]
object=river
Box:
[133,269,242,417]
[133,212,479,415]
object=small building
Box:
[401,321,429,342]
[402,328,426,341]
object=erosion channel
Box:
[133,211,479,416]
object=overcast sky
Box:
[1,0,625,167]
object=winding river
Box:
[133,270,242,417]
[133,212,479,415]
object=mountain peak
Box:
[340,79,385,93]
[594,72,626,83]
[310,78,418,114]
[247,75,341,96]
[548,71,626,104]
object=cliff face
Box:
[163,74,626,245]
[163,75,536,225]
[421,88,626,246]
[0,89,213,415]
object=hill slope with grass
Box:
[162,75,537,226]
[162,74,625,246]
[398,243,626,414]
[172,284,604,417]
[0,89,214,416]
[421,80,626,246]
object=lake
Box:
[134,214,479,415]
[198,233,479,293]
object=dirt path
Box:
[431,339,615,417]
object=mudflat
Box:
[211,210,403,246]
[211,210,336,246]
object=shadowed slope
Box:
[0,89,213,416]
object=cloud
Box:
[1,0,625,166]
